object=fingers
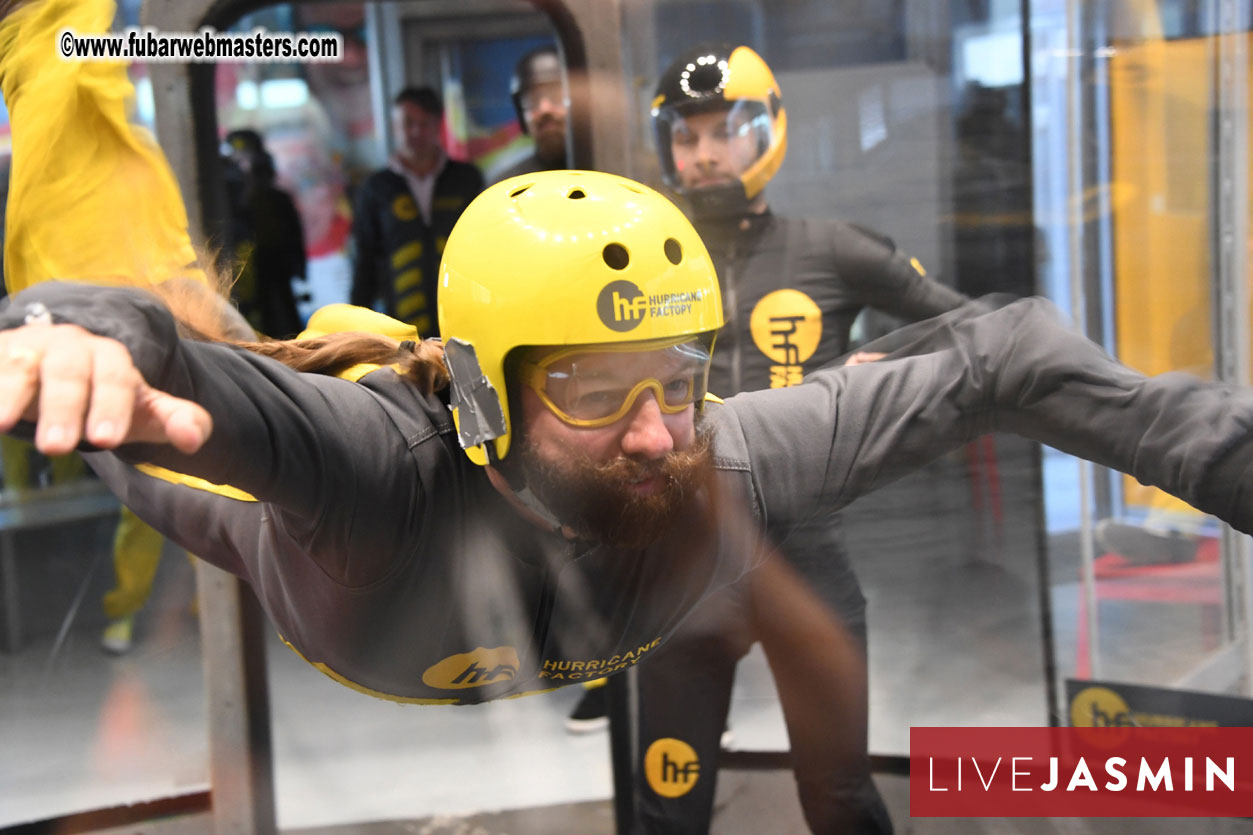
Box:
[0,323,210,455]
[35,330,96,454]
[73,332,211,451]
[133,386,213,454]
[843,351,887,367]
[84,337,142,448]
[0,326,89,452]
[0,338,46,433]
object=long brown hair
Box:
[236,332,450,392]
[150,268,449,394]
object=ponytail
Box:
[149,266,449,395]
[232,332,450,393]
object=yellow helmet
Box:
[437,170,724,465]
[651,44,787,217]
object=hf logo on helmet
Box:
[597,280,709,333]
[598,280,648,332]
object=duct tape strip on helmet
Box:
[444,338,507,451]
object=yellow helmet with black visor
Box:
[651,44,787,219]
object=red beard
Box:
[517,426,714,550]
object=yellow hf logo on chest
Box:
[422,646,520,689]
[750,289,822,387]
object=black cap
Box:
[510,45,562,132]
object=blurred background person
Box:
[224,128,307,339]
[492,45,569,183]
[350,87,483,333]
[98,508,174,654]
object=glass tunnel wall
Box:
[0,0,1250,828]
[620,0,1055,753]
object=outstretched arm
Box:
[735,297,1253,535]
[826,221,968,322]
[0,283,428,541]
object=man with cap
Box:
[493,45,570,182]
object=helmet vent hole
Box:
[621,183,642,194]
[603,243,630,271]
[568,188,587,199]
[509,185,531,198]
[664,238,683,265]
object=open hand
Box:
[0,323,212,456]
[843,351,886,367]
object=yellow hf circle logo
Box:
[392,194,419,222]
[645,738,700,798]
[1070,686,1132,727]
[749,289,822,387]
[421,646,520,690]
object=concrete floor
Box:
[1,438,1247,833]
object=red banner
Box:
[910,727,1253,817]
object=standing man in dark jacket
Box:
[223,129,307,339]
[492,45,569,183]
[621,44,969,834]
[351,87,483,333]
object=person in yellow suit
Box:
[0,436,85,495]
[98,508,168,653]
[1,0,254,653]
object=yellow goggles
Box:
[521,337,713,428]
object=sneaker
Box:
[100,616,134,655]
[565,685,609,734]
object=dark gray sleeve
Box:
[0,283,425,553]
[826,221,968,321]
[731,296,1253,535]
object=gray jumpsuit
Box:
[2,284,1250,740]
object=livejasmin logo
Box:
[910,727,1253,817]
[926,754,1234,793]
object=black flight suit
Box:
[350,161,483,334]
[634,211,968,834]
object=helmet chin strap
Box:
[483,456,576,539]
[685,182,753,221]
[514,485,572,536]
